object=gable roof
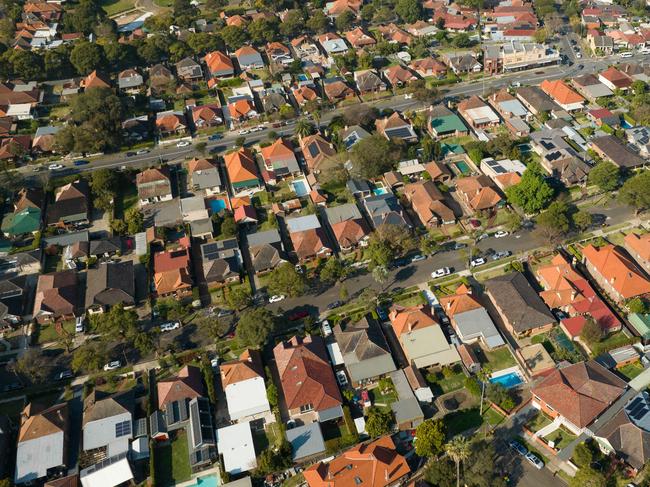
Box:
[540,79,584,105]
[83,390,133,426]
[85,261,135,309]
[625,232,650,263]
[33,270,77,318]
[389,304,436,336]
[224,148,259,184]
[334,316,392,363]
[19,401,67,443]
[205,51,234,74]
[439,284,483,317]
[583,244,650,300]
[220,349,264,388]
[157,365,204,409]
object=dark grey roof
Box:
[334,316,392,362]
[247,228,281,247]
[201,239,241,282]
[485,272,555,333]
[346,178,371,194]
[591,135,646,168]
[285,422,326,461]
[89,237,121,256]
[363,193,410,229]
[262,93,287,112]
[85,261,135,309]
[516,86,559,113]
[598,406,650,470]
[324,203,363,224]
[83,389,134,425]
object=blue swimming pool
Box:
[373,187,388,195]
[621,119,634,129]
[291,179,309,197]
[490,372,523,389]
[210,199,227,213]
[191,475,218,487]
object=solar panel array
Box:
[82,452,128,475]
[485,159,507,174]
[627,395,650,422]
[202,243,219,261]
[386,127,414,139]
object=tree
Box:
[91,303,138,340]
[343,104,378,127]
[619,171,650,214]
[425,457,456,487]
[335,10,355,31]
[452,33,472,48]
[365,407,394,437]
[226,285,251,310]
[536,200,571,243]
[534,26,549,43]
[295,118,315,137]
[572,210,593,231]
[132,331,155,356]
[588,161,620,191]
[580,317,602,345]
[220,25,248,49]
[396,0,423,22]
[414,419,446,456]
[505,162,554,214]
[0,478,13,487]
[280,9,304,38]
[372,265,389,284]
[2,49,43,80]
[306,10,329,34]
[256,442,292,476]
[350,134,402,178]
[320,258,345,284]
[339,284,349,301]
[627,297,650,314]
[572,441,595,468]
[446,436,471,487]
[503,211,522,232]
[125,207,144,234]
[267,263,307,297]
[64,0,106,34]
[249,18,279,44]
[91,168,118,211]
[220,214,237,238]
[12,349,48,383]
[236,308,275,348]
[186,32,223,56]
[70,41,104,75]
[72,342,107,373]
[569,467,606,487]
[420,235,440,256]
[421,136,441,162]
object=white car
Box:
[176,141,190,147]
[525,452,544,470]
[103,360,121,371]
[75,316,85,333]
[336,370,348,386]
[48,163,64,170]
[575,52,582,58]
[431,267,451,278]
[160,321,181,332]
[321,320,332,337]
[470,257,486,267]
[136,149,149,155]
[269,294,285,303]
[494,230,509,238]
[210,357,220,368]
[620,51,633,58]
[238,129,250,135]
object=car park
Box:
[470,257,486,267]
[160,321,181,332]
[509,440,527,456]
[73,159,89,166]
[525,452,544,470]
[431,267,451,278]
[103,360,122,371]
[494,230,509,238]
[48,163,64,170]
[269,294,285,303]
[176,140,190,147]
[336,370,348,386]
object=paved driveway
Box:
[496,439,566,487]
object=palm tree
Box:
[295,118,314,138]
[372,265,389,285]
[477,365,492,415]
[445,436,471,487]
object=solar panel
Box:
[308,142,319,158]
[386,127,414,139]
[202,243,219,260]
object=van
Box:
[75,316,84,333]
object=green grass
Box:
[590,331,637,357]
[526,411,553,433]
[445,408,483,437]
[474,345,516,371]
[483,406,506,427]
[618,361,644,380]
[154,430,191,485]
[37,320,75,344]
[544,426,577,450]
[369,387,397,408]
[153,0,173,6]
[392,291,426,308]
[426,367,466,395]
[100,0,135,15]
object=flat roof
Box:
[285,423,326,461]
[519,343,555,375]
[217,422,257,474]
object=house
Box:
[340,125,370,149]
[590,135,646,169]
[292,85,320,106]
[383,65,418,88]
[82,390,133,459]
[81,70,110,90]
[485,272,556,337]
[175,57,203,81]
[153,237,193,297]
[479,157,525,191]
[624,232,650,275]
[33,270,78,323]
[187,158,222,195]
[304,436,410,487]
[571,74,613,101]
[265,41,293,66]
[375,112,418,142]
[318,32,348,56]
[626,126,650,157]
[200,238,242,285]
[273,335,343,422]
[587,108,620,127]
[157,365,204,424]
[235,45,264,70]
[482,41,559,74]
[488,89,529,120]
[260,91,289,114]
[216,422,257,474]
[354,70,387,95]
[455,175,503,214]
[117,69,143,93]
[428,105,468,138]
[228,99,258,125]
[345,27,376,48]
[85,261,135,313]
[540,79,585,111]
[458,96,501,129]
[363,193,411,230]
[529,128,591,185]
[333,316,396,385]
[410,57,447,78]
[458,343,480,374]
[536,253,620,338]
[220,349,273,423]
[286,214,332,262]
[32,126,59,154]
[15,402,68,484]
[149,64,176,93]
[0,276,30,328]
[300,133,336,173]
[389,369,424,430]
[531,360,626,434]
[389,305,461,368]
[156,111,187,137]
[246,229,286,274]
[347,179,371,198]
[424,161,452,183]
[224,148,261,195]
[582,244,650,304]
[377,23,413,45]
[324,203,370,252]
[404,364,434,403]
[598,66,633,91]
[285,423,326,463]
[192,104,223,130]
[290,36,322,63]
[515,86,559,115]
[259,138,300,184]
[439,284,505,349]
[204,51,234,78]
[325,0,362,17]
[46,180,89,227]
[136,167,172,206]
[322,77,355,102]
[444,53,482,74]
[403,180,455,227]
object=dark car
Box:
[73,159,89,166]
[327,301,343,310]
[126,152,136,157]
[469,219,481,228]
[392,258,409,268]
[208,134,223,141]
[3,382,23,392]
[288,310,309,321]
[376,307,389,321]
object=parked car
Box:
[217,308,234,318]
[3,382,23,392]
[509,440,527,456]
[75,316,85,333]
[73,159,89,166]
[176,140,190,147]
[288,310,309,321]
[431,267,451,278]
[57,370,73,381]
[210,357,220,368]
[238,129,250,135]
[295,264,304,274]
[493,230,509,238]
[411,254,426,262]
[525,452,544,470]
[453,242,467,250]
[336,370,348,386]
[160,321,181,332]
[136,149,149,155]
[48,163,64,170]
[126,152,136,157]
[103,360,122,371]
[469,219,481,228]
[269,294,285,303]
[470,257,486,267]
[327,300,343,310]
[321,320,332,337]
[208,134,223,141]
[376,307,388,321]
[492,251,511,261]
[477,233,489,242]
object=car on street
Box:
[411,254,426,262]
[336,370,348,386]
[492,251,511,261]
[525,452,544,469]
[48,163,64,170]
[477,233,489,242]
[288,310,309,321]
[136,149,149,155]
[509,440,527,456]
[160,321,181,332]
[57,370,74,381]
[431,267,451,278]
[453,242,467,250]
[208,134,222,140]
[470,257,486,267]
[103,360,122,371]
[73,159,89,166]
[392,258,409,267]
[321,320,332,337]
[327,300,343,310]
[238,129,249,135]
[620,51,633,58]
[376,307,388,321]
[3,382,23,392]
[494,230,509,238]
[269,294,285,303]
[126,152,136,157]
[176,141,190,147]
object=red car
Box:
[469,219,481,228]
[288,310,309,321]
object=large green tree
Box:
[536,200,571,243]
[588,160,620,191]
[505,162,554,214]
[90,303,138,340]
[350,134,403,179]
[619,170,650,214]
[236,308,276,348]
[267,263,307,297]
[70,41,104,74]
[365,407,394,437]
[72,341,108,373]
[396,0,423,22]
[414,419,446,456]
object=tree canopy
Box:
[350,134,403,179]
[619,170,650,213]
[365,407,394,437]
[267,262,307,297]
[235,308,276,348]
[588,160,620,191]
[414,419,446,456]
[505,162,554,214]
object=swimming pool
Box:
[209,199,227,213]
[291,179,310,197]
[621,119,634,129]
[373,187,389,195]
[190,475,218,487]
[517,143,532,153]
[490,371,524,389]
[455,161,471,175]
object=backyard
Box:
[473,345,517,371]
[618,361,645,381]
[154,430,192,485]
[426,366,467,395]
[100,0,135,15]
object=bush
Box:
[464,376,481,396]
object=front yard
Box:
[526,411,552,434]
[36,320,75,344]
[544,426,577,450]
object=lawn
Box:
[392,291,426,308]
[526,411,552,433]
[154,429,192,485]
[473,345,516,371]
[369,386,397,408]
[426,367,466,395]
[100,0,135,15]
[590,331,636,357]
[618,361,645,381]
[153,0,173,6]
[483,406,506,427]
[444,408,483,437]
[37,320,75,344]
[544,426,577,450]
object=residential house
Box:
[340,125,370,149]
[389,305,460,368]
[455,175,503,214]
[624,232,650,275]
[590,135,646,169]
[46,180,89,227]
[200,238,242,285]
[148,64,176,93]
[354,70,387,95]
[383,65,418,88]
[363,193,411,230]
[122,115,150,142]
[246,229,286,274]
[15,402,68,484]
[224,148,261,195]
[410,57,447,78]
[157,365,204,425]
[85,261,135,314]
[529,128,591,185]
[571,74,613,101]
[33,270,78,323]
[587,108,620,127]
[153,237,193,297]
[318,32,348,56]
[292,85,320,107]
[515,86,559,115]
[0,276,30,328]
[444,53,482,74]
[457,96,500,130]
[406,20,437,37]
[347,179,371,198]
[265,42,293,66]
[187,158,222,195]
[626,126,650,157]
[325,0,362,18]
[482,41,559,74]
[32,126,59,154]
[485,272,556,337]
[598,66,633,91]
[375,112,418,142]
[333,316,396,385]
[488,89,530,120]
[403,180,455,227]
[273,335,343,422]
[582,244,650,304]
[531,360,626,435]
[260,91,289,114]
[175,57,203,81]
[136,166,172,206]
[82,390,133,458]
[216,422,256,475]
[285,423,326,463]
[535,253,621,339]
[389,369,424,430]
[345,27,376,49]
[304,436,410,487]
[428,105,468,138]
[286,214,332,262]
[192,104,223,130]
[1,207,40,237]
[540,79,585,111]
[377,23,413,45]
[323,203,370,252]
[235,45,265,70]
[424,161,452,183]
[322,77,355,102]
[439,284,505,349]
[228,99,258,125]
[259,138,300,184]
[220,349,273,424]
[204,51,234,78]
[290,36,322,64]
[81,70,110,90]
[479,157,526,191]
[117,69,143,94]
[156,111,187,138]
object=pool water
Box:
[291,179,309,197]
[373,187,389,195]
[517,143,532,153]
[621,120,633,129]
[455,161,471,175]
[193,476,218,487]
[490,372,523,389]
[210,199,227,213]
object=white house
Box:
[82,391,133,457]
[217,422,258,474]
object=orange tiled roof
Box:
[223,148,258,183]
[205,51,233,74]
[228,99,255,119]
[220,349,264,388]
[583,243,650,300]
[389,304,437,336]
[540,79,584,105]
[260,138,294,161]
[625,232,650,263]
[439,284,483,317]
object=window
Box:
[354,477,363,485]
[115,420,132,438]
[299,403,313,413]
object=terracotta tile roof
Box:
[345,27,376,48]
[625,232,650,263]
[157,365,204,409]
[293,85,319,105]
[424,161,451,180]
[228,99,255,119]
[273,335,342,412]
[331,218,369,248]
[205,51,233,74]
[383,65,418,85]
[154,268,192,295]
[327,0,362,14]
[156,112,186,132]
[439,284,483,318]
[220,349,264,388]
[531,360,625,428]
[187,157,215,174]
[33,270,77,318]
[224,148,258,184]
[19,402,67,443]
[389,304,437,336]
[403,180,454,225]
[290,228,331,260]
[136,166,170,185]
[410,57,447,76]
[192,104,222,124]
[225,14,247,26]
[260,137,294,162]
[540,79,584,106]
[300,134,336,171]
[494,172,521,189]
[305,436,410,487]
[583,244,650,300]
[81,70,111,89]
[235,45,261,58]
[455,175,502,210]
[324,80,354,100]
[600,66,633,89]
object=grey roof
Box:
[355,70,386,92]
[261,92,287,112]
[201,238,241,282]
[453,307,505,349]
[485,272,555,333]
[190,218,214,237]
[598,398,650,470]
[191,166,221,190]
[346,178,371,195]
[285,423,326,461]
[363,193,410,229]
[591,135,646,168]
[118,73,144,89]
[516,86,559,112]
[222,477,253,487]
[89,237,121,256]
[334,317,393,363]
[175,57,203,78]
[34,125,60,137]
[247,228,281,247]
[85,260,135,309]
[389,369,424,425]
[83,389,133,426]
[286,214,321,233]
[340,125,370,149]
[43,230,89,247]
[247,229,285,272]
[324,203,363,224]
